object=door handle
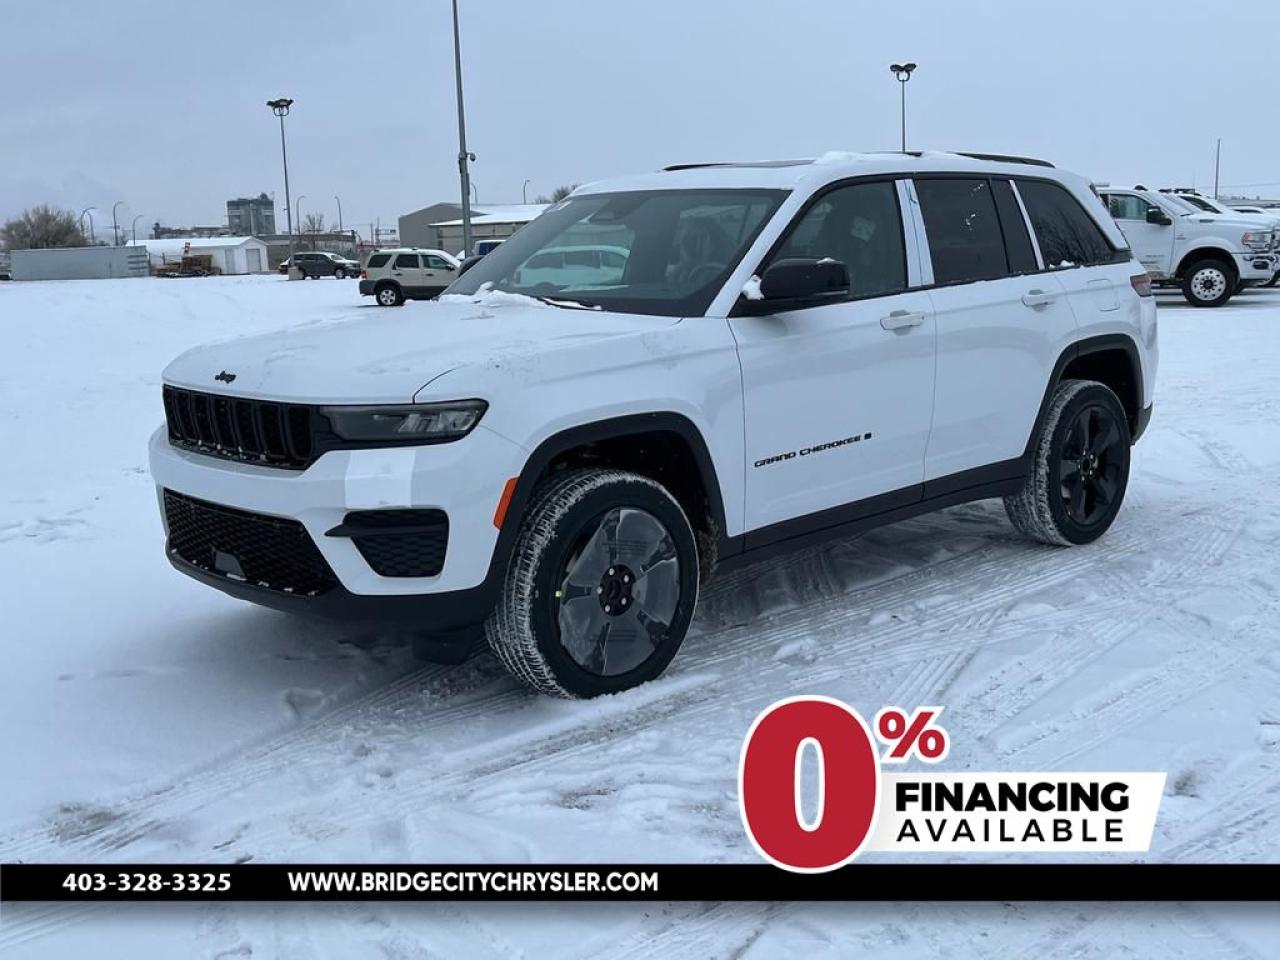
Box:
[1021,289,1058,308]
[880,310,926,331]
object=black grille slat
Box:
[163,387,318,470]
[343,509,449,578]
[163,489,336,596]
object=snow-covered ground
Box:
[1,275,1278,956]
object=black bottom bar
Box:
[2,864,1278,902]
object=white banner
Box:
[869,773,1166,853]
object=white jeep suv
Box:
[1098,186,1277,305]
[151,151,1158,698]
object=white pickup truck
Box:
[1164,190,1280,288]
[1097,186,1278,306]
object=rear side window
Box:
[991,180,1038,274]
[1016,179,1115,268]
[768,180,906,298]
[366,253,391,268]
[393,253,419,269]
[915,178,1008,284]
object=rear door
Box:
[391,252,426,294]
[915,176,1079,486]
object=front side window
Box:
[765,180,906,298]
[915,178,1009,284]
[393,253,419,269]
[446,189,786,316]
[1106,193,1154,221]
[425,255,451,269]
[1016,179,1115,268]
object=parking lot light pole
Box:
[131,214,144,245]
[451,0,475,258]
[522,179,531,204]
[111,201,123,246]
[889,62,917,153]
[267,98,296,267]
[334,195,344,234]
[79,207,95,245]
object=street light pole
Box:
[334,194,344,234]
[267,97,296,267]
[889,62,917,153]
[131,214,144,245]
[522,178,531,204]
[79,207,95,245]
[451,0,475,258]
[1213,138,1222,200]
[111,201,123,246]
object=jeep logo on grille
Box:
[215,370,237,383]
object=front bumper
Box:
[149,424,528,614]
[1237,252,1277,280]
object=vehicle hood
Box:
[162,293,680,404]
[1179,212,1274,232]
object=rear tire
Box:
[1004,379,1131,546]
[1181,258,1235,307]
[1265,271,1280,289]
[486,469,699,698]
[334,267,347,280]
[375,283,404,307]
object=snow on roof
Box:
[142,236,266,255]
[429,204,548,227]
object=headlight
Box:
[1241,231,1273,251]
[321,400,488,443]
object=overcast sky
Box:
[3,0,1278,238]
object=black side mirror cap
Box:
[737,258,850,315]
[457,255,484,276]
[1147,208,1173,226]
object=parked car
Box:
[0,252,11,281]
[358,248,460,306]
[152,151,1157,698]
[277,251,361,279]
[513,244,630,287]
[1097,186,1277,305]
[1163,191,1280,287]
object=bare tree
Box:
[1,205,89,250]
[302,212,326,234]
[535,184,578,204]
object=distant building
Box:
[143,236,271,274]
[8,245,149,281]
[152,222,230,240]
[398,203,547,253]
[226,194,277,236]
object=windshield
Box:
[445,188,787,316]
[1159,194,1199,215]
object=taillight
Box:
[1130,273,1153,297]
[359,268,367,279]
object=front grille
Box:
[344,509,449,578]
[163,386,317,470]
[163,489,337,596]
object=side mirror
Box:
[457,255,484,276]
[756,258,850,303]
[444,262,457,271]
[1147,208,1173,226]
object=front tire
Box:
[1004,379,1131,546]
[486,469,699,698]
[375,283,404,307]
[1181,259,1235,307]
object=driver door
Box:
[729,179,936,539]
[1104,192,1176,278]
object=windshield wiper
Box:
[532,294,599,311]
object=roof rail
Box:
[661,159,813,172]
[954,152,1055,168]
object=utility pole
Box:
[1213,138,1222,200]
[451,0,475,258]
